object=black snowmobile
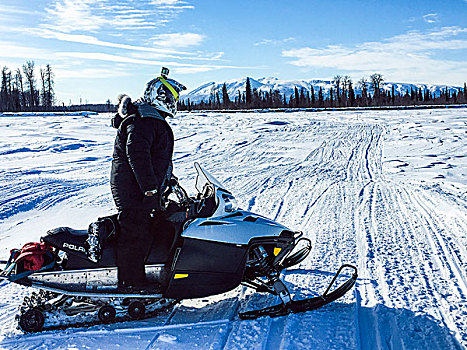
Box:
[1,163,357,332]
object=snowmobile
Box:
[0,163,357,332]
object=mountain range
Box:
[180,77,464,103]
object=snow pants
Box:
[116,208,154,286]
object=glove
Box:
[143,189,163,211]
[169,174,178,185]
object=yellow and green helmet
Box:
[143,67,186,117]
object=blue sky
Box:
[1,0,466,104]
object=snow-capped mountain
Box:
[180,77,463,103]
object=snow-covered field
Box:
[0,108,465,349]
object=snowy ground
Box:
[0,108,465,349]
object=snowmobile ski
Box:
[239,264,358,320]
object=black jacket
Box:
[110,99,174,210]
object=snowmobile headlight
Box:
[222,193,238,212]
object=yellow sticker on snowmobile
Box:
[174,273,189,279]
[274,248,282,256]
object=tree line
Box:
[179,74,467,111]
[0,61,55,112]
[2,65,466,113]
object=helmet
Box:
[142,74,186,117]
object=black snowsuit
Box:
[110,100,174,286]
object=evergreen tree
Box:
[342,76,351,106]
[294,86,300,107]
[310,85,315,106]
[318,87,323,107]
[424,89,430,102]
[300,89,306,107]
[221,83,230,107]
[271,89,281,107]
[1,66,10,111]
[252,88,259,108]
[45,64,54,108]
[358,77,368,106]
[370,73,384,100]
[40,67,47,108]
[333,75,341,105]
[245,77,252,105]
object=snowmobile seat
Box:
[65,228,88,236]
[42,226,118,269]
[42,227,89,246]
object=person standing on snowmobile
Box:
[110,68,186,292]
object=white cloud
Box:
[151,0,185,5]
[282,27,467,85]
[0,5,35,26]
[31,29,223,61]
[0,42,51,60]
[0,4,35,16]
[172,66,217,74]
[254,37,296,46]
[151,33,205,48]
[43,0,107,32]
[54,67,130,79]
[150,0,194,8]
[55,51,247,73]
[42,0,194,33]
[38,30,190,55]
[56,51,170,65]
[423,13,439,24]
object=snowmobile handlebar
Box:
[161,175,191,208]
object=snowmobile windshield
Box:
[194,163,227,194]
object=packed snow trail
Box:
[0,109,465,349]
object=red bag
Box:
[13,242,52,271]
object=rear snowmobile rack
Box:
[239,264,358,320]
